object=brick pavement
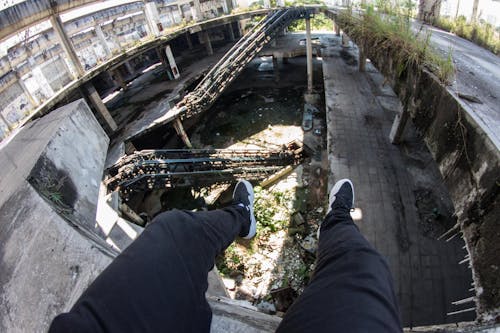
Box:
[321,35,474,327]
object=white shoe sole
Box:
[234,180,256,239]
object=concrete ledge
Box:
[331,12,500,321]
[0,99,113,331]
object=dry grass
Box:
[337,7,455,84]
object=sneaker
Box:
[326,178,355,215]
[232,180,257,239]
[318,179,355,238]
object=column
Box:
[83,82,118,131]
[200,31,213,55]
[15,71,39,107]
[167,8,175,26]
[156,47,168,69]
[50,14,84,77]
[237,21,244,37]
[95,24,111,57]
[111,33,124,52]
[0,113,13,131]
[173,118,192,148]
[112,69,127,90]
[222,0,229,14]
[273,55,279,83]
[185,32,193,49]
[305,18,313,93]
[164,45,180,79]
[32,65,55,98]
[177,4,184,20]
[124,61,135,76]
[191,0,202,21]
[358,43,366,72]
[143,1,162,36]
[156,46,175,80]
[227,23,235,41]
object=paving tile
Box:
[323,40,473,326]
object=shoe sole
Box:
[234,180,256,239]
[328,178,355,212]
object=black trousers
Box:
[50,206,402,332]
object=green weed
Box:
[254,186,292,235]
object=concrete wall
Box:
[334,13,500,321]
[0,98,113,331]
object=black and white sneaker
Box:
[318,178,355,238]
[232,180,257,239]
[327,178,355,215]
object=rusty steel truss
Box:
[106,141,304,198]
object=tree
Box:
[471,0,479,23]
[417,0,441,24]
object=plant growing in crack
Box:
[31,175,74,215]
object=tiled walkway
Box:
[322,35,474,327]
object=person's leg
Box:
[277,179,402,333]
[49,180,256,333]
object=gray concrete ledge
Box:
[0,99,113,331]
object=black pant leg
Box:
[277,217,402,333]
[49,206,246,333]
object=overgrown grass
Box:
[337,6,455,84]
[435,16,500,55]
[216,186,295,277]
[254,186,293,235]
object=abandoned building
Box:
[0,0,498,331]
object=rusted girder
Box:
[106,141,305,199]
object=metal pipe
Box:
[305,17,313,93]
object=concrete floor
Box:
[112,44,236,144]
[322,34,474,327]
